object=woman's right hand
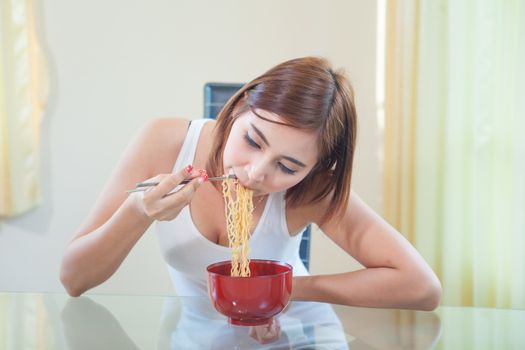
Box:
[135,165,207,221]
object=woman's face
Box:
[223,109,319,196]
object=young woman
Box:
[60,57,442,310]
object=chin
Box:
[239,184,261,194]
[241,185,258,194]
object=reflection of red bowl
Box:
[207,259,293,326]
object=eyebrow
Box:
[250,123,307,168]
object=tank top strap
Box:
[173,119,213,172]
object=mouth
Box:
[226,167,243,185]
[236,178,257,192]
[237,179,252,190]
[225,167,259,192]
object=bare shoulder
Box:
[315,191,378,233]
[136,118,190,175]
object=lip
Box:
[227,168,245,186]
[226,168,258,191]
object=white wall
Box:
[0,0,379,294]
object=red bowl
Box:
[207,259,293,326]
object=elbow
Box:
[64,287,84,298]
[60,267,86,298]
[414,275,442,311]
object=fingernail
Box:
[185,165,193,173]
[199,174,208,183]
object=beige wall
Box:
[0,0,378,294]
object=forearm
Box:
[60,196,154,296]
[292,267,441,311]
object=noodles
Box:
[222,177,254,277]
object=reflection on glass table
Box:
[1,292,524,349]
[62,296,349,349]
[163,298,351,348]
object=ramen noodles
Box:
[222,177,254,277]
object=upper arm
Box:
[316,191,429,271]
[72,118,189,240]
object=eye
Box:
[278,162,297,175]
[244,133,261,149]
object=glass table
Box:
[0,292,524,349]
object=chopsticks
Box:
[126,174,237,193]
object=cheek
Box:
[223,135,248,167]
[266,173,309,193]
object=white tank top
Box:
[155,119,309,296]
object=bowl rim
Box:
[207,259,293,278]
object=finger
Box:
[139,174,167,188]
[133,174,170,196]
[150,165,193,198]
[161,175,206,204]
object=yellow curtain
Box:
[0,294,56,349]
[385,0,525,308]
[0,0,47,217]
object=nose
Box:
[246,158,267,183]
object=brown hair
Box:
[207,57,357,225]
